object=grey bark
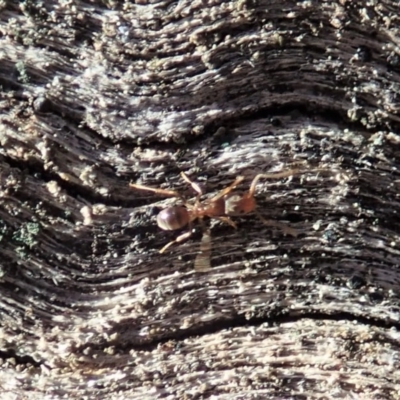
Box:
[0,0,400,399]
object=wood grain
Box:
[1,0,400,398]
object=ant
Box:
[130,169,318,254]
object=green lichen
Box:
[12,222,41,248]
[15,61,30,84]
[20,0,48,21]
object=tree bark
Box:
[1,0,400,398]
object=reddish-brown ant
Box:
[130,169,318,254]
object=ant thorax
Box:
[224,193,256,216]
[194,197,225,218]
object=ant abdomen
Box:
[157,206,189,231]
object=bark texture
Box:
[1,0,400,399]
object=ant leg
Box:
[248,168,327,197]
[210,176,245,202]
[247,170,301,197]
[255,210,298,237]
[180,172,203,195]
[181,172,203,206]
[130,182,184,200]
[194,230,212,272]
[215,216,237,229]
[159,221,194,253]
[195,219,212,272]
[159,230,194,253]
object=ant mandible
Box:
[130,169,318,253]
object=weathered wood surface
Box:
[1,0,400,398]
